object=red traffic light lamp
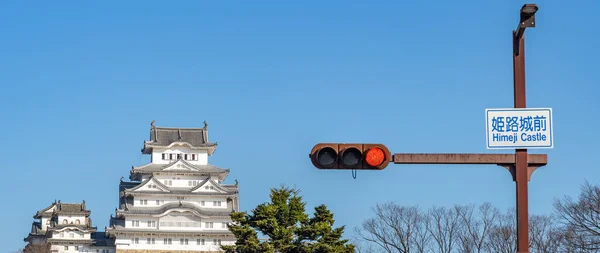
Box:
[309,143,391,170]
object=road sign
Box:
[485,108,553,149]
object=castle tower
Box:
[24,200,114,253]
[106,121,239,253]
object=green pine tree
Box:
[222,185,355,253]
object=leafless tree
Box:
[427,206,461,253]
[528,214,563,253]
[355,202,431,253]
[483,208,516,253]
[554,181,600,252]
[455,203,499,253]
[353,239,381,253]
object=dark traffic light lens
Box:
[316,147,337,167]
[341,147,362,167]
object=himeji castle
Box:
[23,121,240,253]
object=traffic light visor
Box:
[316,147,337,167]
[365,147,386,167]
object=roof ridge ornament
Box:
[151,120,155,128]
[178,129,182,140]
[203,121,208,130]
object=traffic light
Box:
[309,143,391,170]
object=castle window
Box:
[184,154,189,160]
[75,246,79,250]
[133,238,139,244]
[197,239,205,245]
[214,201,221,206]
[200,201,205,206]
[75,219,80,225]
[64,246,68,250]
[169,154,174,160]
[63,219,68,224]
[214,239,222,245]
[192,154,197,160]
[156,200,160,205]
[206,222,213,228]
[222,222,227,228]
[164,238,172,244]
[162,153,166,160]
[177,154,182,159]
[181,238,188,245]
[132,220,139,227]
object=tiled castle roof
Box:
[142,121,217,154]
[34,200,90,218]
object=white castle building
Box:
[24,201,115,253]
[24,121,240,253]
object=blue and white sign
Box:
[485,108,553,149]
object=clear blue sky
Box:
[1,0,599,250]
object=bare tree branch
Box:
[554,181,600,251]
[427,206,460,253]
[455,203,499,253]
[484,208,516,253]
[355,202,430,253]
[528,214,563,253]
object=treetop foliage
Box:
[222,185,355,253]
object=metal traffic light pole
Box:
[309,4,543,252]
[512,4,538,251]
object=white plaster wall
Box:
[133,195,229,209]
[58,215,87,225]
[115,236,234,251]
[89,246,116,253]
[51,243,114,253]
[151,147,209,165]
[41,217,50,230]
[153,174,210,188]
[123,214,231,231]
[53,230,91,239]
[124,216,159,230]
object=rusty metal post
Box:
[513,28,529,252]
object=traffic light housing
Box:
[309,143,391,170]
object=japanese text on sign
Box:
[485,108,553,149]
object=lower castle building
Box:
[24,122,239,253]
[24,201,114,253]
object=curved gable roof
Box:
[125,176,170,193]
[131,159,229,177]
[117,202,232,218]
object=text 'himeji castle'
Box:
[24,121,240,253]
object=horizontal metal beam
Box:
[392,153,547,166]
